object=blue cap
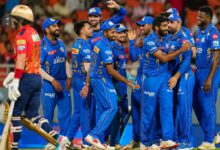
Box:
[42,18,60,31]
[101,20,115,31]
[136,16,153,26]
[166,8,179,16]
[88,7,101,16]
[168,13,181,22]
[115,24,128,33]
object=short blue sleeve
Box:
[208,30,220,50]
[100,45,113,64]
[81,43,91,62]
[106,6,127,24]
[144,38,158,54]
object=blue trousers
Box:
[131,74,142,141]
[41,79,71,136]
[174,70,195,143]
[193,68,220,143]
[90,78,118,143]
[140,72,174,146]
[67,77,95,145]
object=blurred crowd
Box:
[0,0,220,64]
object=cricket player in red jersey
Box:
[3,5,71,150]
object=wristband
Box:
[14,68,24,79]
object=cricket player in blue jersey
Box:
[40,18,72,136]
[140,15,191,150]
[88,0,127,47]
[192,6,220,149]
[167,13,195,150]
[124,16,153,149]
[108,24,128,148]
[65,20,94,149]
[84,20,139,150]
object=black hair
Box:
[159,12,171,19]
[199,6,213,19]
[153,15,168,30]
[74,20,90,36]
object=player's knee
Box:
[31,116,51,133]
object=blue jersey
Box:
[129,40,144,76]
[112,41,126,77]
[40,36,67,80]
[71,38,91,78]
[182,26,195,46]
[143,31,169,77]
[168,29,192,75]
[90,36,113,79]
[195,23,220,68]
[88,6,127,48]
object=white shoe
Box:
[215,132,220,144]
[149,144,160,150]
[160,140,178,149]
[85,134,105,149]
[140,143,148,150]
[44,143,56,150]
[57,136,71,150]
[198,142,216,150]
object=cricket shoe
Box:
[56,136,72,150]
[215,132,220,144]
[85,135,106,149]
[45,143,56,150]
[123,140,139,149]
[103,144,115,150]
[115,144,123,150]
[140,142,148,150]
[81,144,92,150]
[160,140,178,149]
[198,142,216,150]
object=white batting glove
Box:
[8,79,21,101]
[3,72,14,88]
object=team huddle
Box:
[2,1,220,150]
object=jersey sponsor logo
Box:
[48,50,57,55]
[212,34,218,40]
[45,93,55,98]
[83,49,91,53]
[94,46,100,53]
[16,39,26,45]
[60,47,64,52]
[171,45,175,49]
[53,56,65,64]
[31,34,40,42]
[109,89,116,93]
[92,37,101,43]
[147,41,155,46]
[213,41,219,47]
[17,45,26,51]
[144,91,155,97]
[72,48,79,54]
[105,51,112,55]
[201,38,205,43]
[177,88,184,95]
[167,89,173,93]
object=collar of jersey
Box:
[43,35,58,45]
[101,36,112,47]
[199,23,213,33]
[111,41,124,50]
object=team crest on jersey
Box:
[94,46,100,53]
[201,38,205,43]
[48,50,57,55]
[16,39,26,45]
[60,47,64,52]
[72,48,79,54]
[212,34,218,40]
[31,34,40,42]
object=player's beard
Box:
[51,29,60,38]
[159,29,168,37]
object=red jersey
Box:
[14,25,41,74]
